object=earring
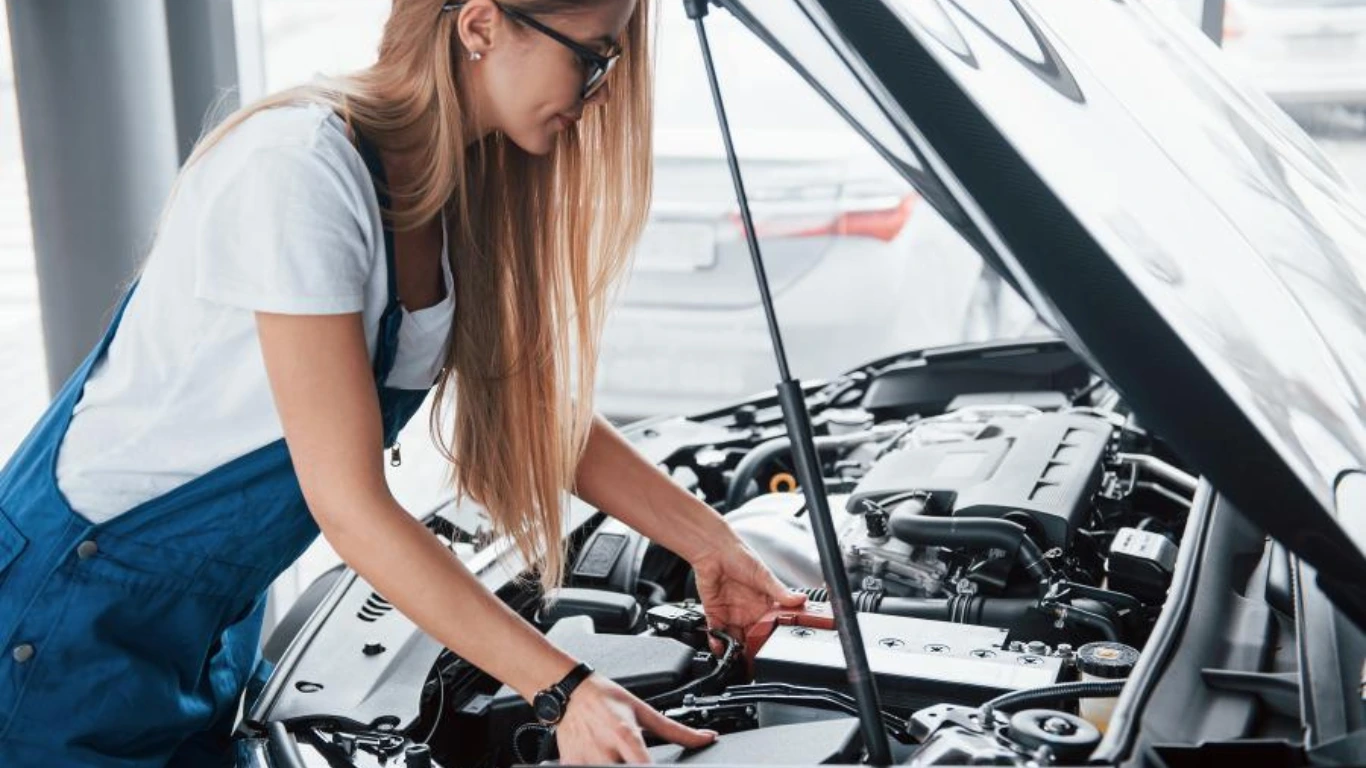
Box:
[468,51,483,62]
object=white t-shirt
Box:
[55,103,455,524]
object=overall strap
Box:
[350,126,403,385]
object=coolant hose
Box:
[724,429,883,511]
[979,679,1127,724]
[888,507,1055,584]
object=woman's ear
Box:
[456,0,498,58]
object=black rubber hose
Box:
[979,679,1127,724]
[637,579,668,608]
[888,509,1055,584]
[1048,600,1121,642]
[724,430,883,511]
[867,594,1122,644]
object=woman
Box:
[0,0,804,764]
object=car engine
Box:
[260,347,1198,768]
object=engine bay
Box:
[256,343,1200,768]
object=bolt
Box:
[1042,716,1076,736]
[1018,655,1044,666]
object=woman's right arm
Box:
[255,310,715,764]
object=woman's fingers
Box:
[614,724,653,764]
[765,571,806,608]
[633,698,718,750]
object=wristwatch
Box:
[532,661,595,725]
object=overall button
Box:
[76,540,99,560]
[12,644,34,664]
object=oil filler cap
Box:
[1076,641,1139,679]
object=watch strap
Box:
[555,661,595,699]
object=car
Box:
[235,1,1366,766]
[594,1,1042,420]
[1220,0,1366,110]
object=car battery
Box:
[749,604,1063,712]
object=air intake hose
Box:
[888,503,1055,584]
[793,590,1122,643]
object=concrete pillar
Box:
[165,0,242,163]
[6,0,180,393]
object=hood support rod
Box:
[682,1,893,763]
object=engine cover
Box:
[487,616,696,731]
[750,606,1063,711]
[850,412,1112,549]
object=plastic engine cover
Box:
[849,412,1112,548]
[489,616,695,728]
[753,612,1063,712]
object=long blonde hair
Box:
[186,0,653,593]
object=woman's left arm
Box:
[573,414,735,563]
[573,414,805,646]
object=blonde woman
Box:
[0,1,803,764]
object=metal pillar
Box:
[164,0,242,163]
[1201,0,1227,47]
[7,0,180,393]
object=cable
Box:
[645,629,740,708]
[420,665,445,745]
[674,683,912,743]
[979,679,1127,724]
[512,721,556,765]
[298,727,360,768]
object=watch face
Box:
[534,692,564,724]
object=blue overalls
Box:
[0,127,433,766]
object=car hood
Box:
[721,0,1366,625]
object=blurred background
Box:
[2,0,1365,620]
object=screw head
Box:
[878,637,905,649]
[1042,716,1077,736]
[923,643,950,654]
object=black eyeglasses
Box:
[442,1,621,101]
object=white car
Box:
[594,2,1040,419]
[1220,0,1366,108]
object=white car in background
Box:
[594,2,1040,420]
[1220,0,1366,109]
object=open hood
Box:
[717,0,1366,626]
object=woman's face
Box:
[458,0,636,155]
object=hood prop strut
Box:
[682,2,894,763]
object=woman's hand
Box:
[556,674,717,764]
[692,539,807,654]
